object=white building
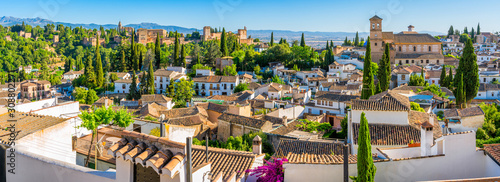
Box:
[254,82,292,100]
[444,106,485,133]
[153,69,188,94]
[296,70,324,84]
[394,65,426,86]
[113,78,139,94]
[63,70,84,80]
[476,83,500,100]
[192,76,239,96]
[305,91,359,116]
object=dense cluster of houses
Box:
[2,15,500,182]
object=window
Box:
[429,46,432,52]
[399,60,402,65]
[413,46,416,52]
[377,24,380,28]
[421,60,424,63]
[399,46,402,52]
[426,60,429,63]
[479,94,481,96]
[484,78,487,82]
[406,60,409,64]
[122,84,125,89]
[375,34,377,37]
[329,101,333,106]
[309,108,312,113]
[402,75,406,80]
[372,24,375,29]
[432,80,435,83]
[319,110,323,115]
[375,43,378,46]
[437,60,440,64]
[412,60,414,63]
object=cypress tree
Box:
[377,43,391,92]
[121,49,127,72]
[356,112,377,181]
[470,28,475,41]
[155,33,161,69]
[361,37,375,99]
[95,37,104,87]
[355,31,359,47]
[447,68,453,89]
[448,25,454,36]
[440,66,447,87]
[139,50,143,71]
[279,38,283,44]
[477,23,480,35]
[270,32,274,46]
[454,38,479,103]
[463,27,468,35]
[344,37,348,45]
[127,71,140,100]
[221,28,228,56]
[456,74,466,109]
[147,61,155,94]
[180,44,186,67]
[174,31,180,65]
[140,71,147,94]
[300,33,306,47]
[84,50,96,87]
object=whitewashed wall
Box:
[284,132,500,182]
[15,98,57,112]
[351,110,408,125]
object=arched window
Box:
[377,24,380,28]
[428,46,432,52]
[413,46,416,52]
[372,24,375,29]
[122,84,126,89]
[399,46,402,52]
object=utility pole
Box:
[343,136,349,182]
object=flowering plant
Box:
[246,157,288,182]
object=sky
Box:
[1,0,499,33]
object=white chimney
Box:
[420,114,434,156]
[282,116,288,127]
[408,25,415,32]
[252,135,262,155]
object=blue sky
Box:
[2,0,499,33]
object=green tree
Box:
[73,87,88,104]
[155,33,161,69]
[84,50,96,87]
[448,25,454,36]
[377,43,391,92]
[447,67,453,88]
[300,33,306,47]
[79,106,134,167]
[139,50,143,70]
[64,57,73,72]
[454,38,479,103]
[271,75,285,85]
[440,66,448,87]
[169,78,195,108]
[410,102,425,112]
[180,44,186,67]
[95,37,104,87]
[147,61,155,94]
[471,28,475,41]
[409,73,426,86]
[173,31,180,65]
[234,83,249,93]
[270,32,274,46]
[361,37,374,99]
[120,49,127,72]
[351,112,376,182]
[127,71,140,100]
[85,89,99,105]
[222,64,237,76]
[477,23,480,35]
[221,28,228,56]
[456,74,466,109]
[463,27,468,34]
[354,31,359,47]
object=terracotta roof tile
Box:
[275,139,346,157]
[484,144,500,166]
[352,90,410,111]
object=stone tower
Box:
[369,15,383,53]
[238,26,247,40]
[203,26,211,41]
[118,21,122,30]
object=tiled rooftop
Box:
[0,112,69,142]
[352,90,410,111]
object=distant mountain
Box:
[0,16,198,34]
